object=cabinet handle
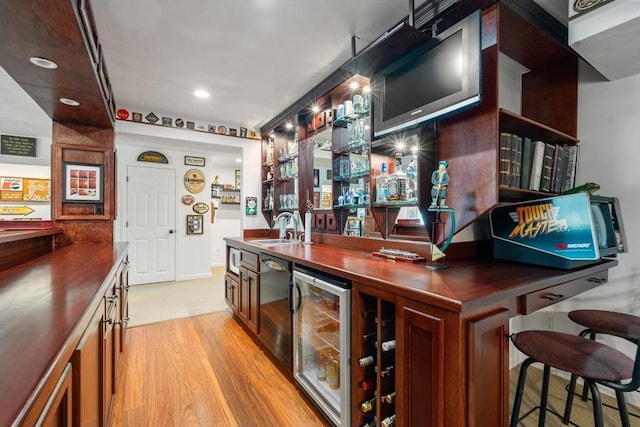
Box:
[104,317,113,325]
[542,293,564,301]
[587,277,607,284]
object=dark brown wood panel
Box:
[51,123,115,242]
[521,57,578,137]
[0,229,61,271]
[467,308,510,427]
[0,0,112,127]
[399,306,444,426]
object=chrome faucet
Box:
[273,211,303,241]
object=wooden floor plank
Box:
[112,311,328,427]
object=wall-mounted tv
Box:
[372,10,481,138]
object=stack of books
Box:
[499,132,578,193]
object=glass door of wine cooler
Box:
[292,268,351,427]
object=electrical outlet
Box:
[542,313,555,331]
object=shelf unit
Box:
[212,184,241,205]
[259,1,579,244]
[352,291,396,427]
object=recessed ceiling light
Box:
[235,158,242,163]
[349,81,359,90]
[285,122,293,130]
[29,56,58,69]
[194,90,210,98]
[311,105,320,113]
[59,98,80,106]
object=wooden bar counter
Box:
[225,236,618,426]
[0,241,129,427]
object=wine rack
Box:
[354,292,396,427]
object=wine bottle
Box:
[362,331,376,342]
[360,377,376,391]
[361,397,376,413]
[358,355,374,367]
[377,364,394,378]
[381,339,396,352]
[381,414,396,427]
[383,391,396,404]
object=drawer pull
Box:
[587,277,607,284]
[542,293,564,302]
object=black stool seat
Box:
[569,309,640,342]
[513,330,634,381]
[510,330,636,427]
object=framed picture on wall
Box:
[235,169,241,189]
[186,214,203,235]
[62,162,103,202]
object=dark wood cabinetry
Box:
[0,243,129,427]
[238,250,260,334]
[225,273,240,314]
[37,363,73,427]
[73,304,102,427]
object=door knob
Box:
[169,229,175,234]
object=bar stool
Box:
[510,330,636,427]
[562,310,640,427]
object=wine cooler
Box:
[292,267,351,427]
[353,292,396,427]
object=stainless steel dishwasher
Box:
[258,253,293,371]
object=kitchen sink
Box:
[250,239,300,247]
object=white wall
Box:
[114,120,267,280]
[209,163,242,267]
[512,63,640,405]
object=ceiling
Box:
[1,0,567,164]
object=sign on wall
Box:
[1,134,37,157]
[0,177,51,202]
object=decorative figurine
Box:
[430,160,450,207]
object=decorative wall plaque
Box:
[184,169,206,193]
[192,202,210,214]
[137,151,168,164]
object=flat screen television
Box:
[489,193,627,269]
[372,10,481,138]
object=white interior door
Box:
[127,166,176,285]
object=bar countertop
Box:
[225,237,618,314]
[0,242,129,427]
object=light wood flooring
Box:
[111,311,329,427]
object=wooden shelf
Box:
[499,109,579,145]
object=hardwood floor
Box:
[111,310,329,427]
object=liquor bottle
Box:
[325,350,340,389]
[381,414,396,427]
[383,391,396,404]
[361,397,376,413]
[377,365,394,378]
[387,156,407,201]
[381,339,396,352]
[359,355,374,367]
[376,162,388,203]
[360,377,376,391]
